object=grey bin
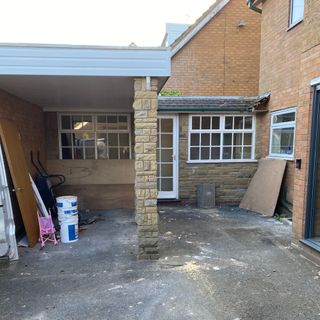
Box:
[197,184,216,208]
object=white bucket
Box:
[59,214,79,243]
[56,196,78,209]
[57,208,78,216]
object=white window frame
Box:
[269,107,296,160]
[58,113,132,160]
[289,0,304,27]
[187,114,256,163]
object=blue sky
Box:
[0,0,215,46]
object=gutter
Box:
[158,107,251,113]
[247,0,262,14]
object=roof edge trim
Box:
[171,0,231,57]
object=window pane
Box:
[234,133,243,146]
[119,133,130,146]
[108,133,118,147]
[225,117,233,129]
[109,148,119,159]
[212,117,220,129]
[223,133,232,145]
[245,117,252,129]
[161,149,173,162]
[97,134,108,159]
[233,147,242,159]
[244,133,252,145]
[61,115,71,130]
[118,116,128,130]
[161,164,173,177]
[201,134,210,146]
[161,134,173,148]
[191,134,200,146]
[72,115,82,130]
[62,148,72,159]
[234,117,243,129]
[202,117,210,129]
[192,117,200,129]
[120,147,130,159]
[291,0,304,24]
[211,134,220,146]
[84,148,95,159]
[223,147,232,159]
[97,115,107,130]
[74,148,83,159]
[161,119,173,133]
[83,115,93,130]
[161,178,173,192]
[190,147,199,160]
[61,133,72,147]
[107,116,118,130]
[273,112,295,124]
[201,147,210,160]
[211,147,220,160]
[271,128,294,155]
[243,147,252,159]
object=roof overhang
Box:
[0,43,171,111]
[158,94,270,113]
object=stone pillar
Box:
[133,77,159,259]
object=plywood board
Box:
[239,158,287,216]
[0,120,38,246]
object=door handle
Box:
[12,187,24,192]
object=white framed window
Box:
[188,115,256,163]
[59,113,131,160]
[289,0,304,27]
[269,108,296,159]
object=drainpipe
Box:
[247,0,262,14]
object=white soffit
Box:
[171,0,231,57]
[0,43,171,77]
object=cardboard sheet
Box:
[0,120,39,246]
[239,158,287,216]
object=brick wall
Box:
[178,114,258,204]
[0,89,45,176]
[258,0,304,213]
[259,0,320,242]
[164,0,261,96]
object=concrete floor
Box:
[1,205,320,320]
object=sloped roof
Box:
[171,0,231,57]
[158,94,270,113]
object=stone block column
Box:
[133,77,159,259]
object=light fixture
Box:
[238,20,246,28]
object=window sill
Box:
[267,155,294,161]
[186,160,258,164]
[287,18,303,31]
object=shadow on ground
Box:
[1,206,320,320]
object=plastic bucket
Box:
[56,196,78,209]
[59,214,79,243]
[57,208,78,216]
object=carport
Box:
[0,43,170,259]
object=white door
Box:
[157,115,179,199]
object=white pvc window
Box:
[269,108,296,159]
[188,115,255,163]
[59,113,131,160]
[289,0,304,27]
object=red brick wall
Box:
[259,0,320,241]
[0,89,45,176]
[164,0,261,96]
